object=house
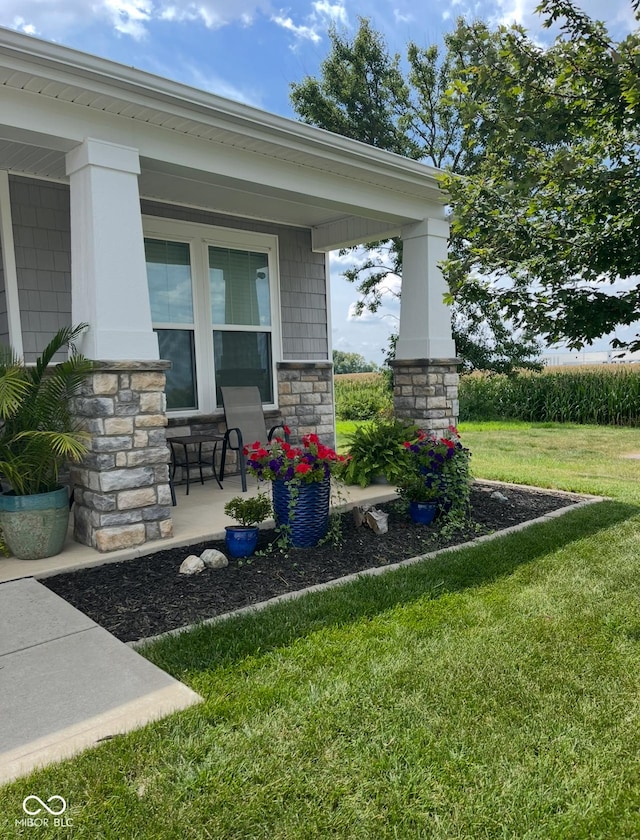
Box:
[0,27,459,553]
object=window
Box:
[144,218,279,414]
[145,238,197,411]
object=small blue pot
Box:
[225,526,259,558]
[409,500,438,525]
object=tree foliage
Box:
[442,0,640,352]
[332,350,378,374]
[291,18,542,371]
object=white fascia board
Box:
[0,27,446,203]
[1,86,435,224]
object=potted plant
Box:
[243,433,346,547]
[396,472,442,525]
[398,426,472,521]
[0,324,93,560]
[223,493,272,558]
[340,417,420,487]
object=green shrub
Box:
[339,417,419,487]
[334,373,392,420]
[459,365,640,426]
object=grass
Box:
[3,423,640,838]
[458,420,640,504]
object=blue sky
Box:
[0,0,637,364]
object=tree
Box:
[442,1,640,352]
[291,19,542,371]
[332,350,378,374]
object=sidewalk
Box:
[0,478,397,784]
[0,578,201,784]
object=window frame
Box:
[143,216,282,417]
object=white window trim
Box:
[143,215,282,416]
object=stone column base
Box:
[70,361,174,552]
[276,361,335,447]
[390,358,460,431]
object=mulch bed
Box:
[43,482,585,644]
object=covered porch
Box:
[0,26,459,557]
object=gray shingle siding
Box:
[0,238,7,346]
[2,184,329,363]
[9,176,71,362]
[142,201,329,361]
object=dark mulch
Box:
[43,482,584,644]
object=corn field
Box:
[459,365,640,426]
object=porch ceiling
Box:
[0,26,448,251]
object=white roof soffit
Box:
[0,26,446,208]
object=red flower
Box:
[295,463,312,474]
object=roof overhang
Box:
[0,27,447,251]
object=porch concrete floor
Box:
[0,473,398,584]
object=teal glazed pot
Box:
[0,486,70,560]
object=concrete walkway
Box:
[0,578,201,785]
[0,477,396,784]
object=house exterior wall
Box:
[141,201,329,361]
[5,184,331,366]
[0,239,7,347]
[3,182,336,512]
[9,176,71,362]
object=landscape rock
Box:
[179,555,205,575]
[201,548,229,569]
[365,508,389,535]
[352,505,370,528]
[491,491,509,503]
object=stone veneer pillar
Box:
[70,361,174,552]
[276,362,335,446]
[390,358,461,432]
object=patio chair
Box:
[219,386,289,491]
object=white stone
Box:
[491,491,509,503]
[201,548,229,569]
[179,555,205,575]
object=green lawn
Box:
[3,423,640,838]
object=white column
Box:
[395,218,457,360]
[66,138,159,360]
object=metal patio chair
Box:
[219,386,289,491]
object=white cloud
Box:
[9,16,38,35]
[156,1,270,29]
[272,0,347,48]
[313,0,347,26]
[393,8,414,25]
[271,13,322,42]
[103,0,152,39]
[0,0,273,40]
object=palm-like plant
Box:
[0,324,93,495]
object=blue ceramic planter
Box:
[272,476,330,548]
[409,500,438,525]
[225,526,260,558]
